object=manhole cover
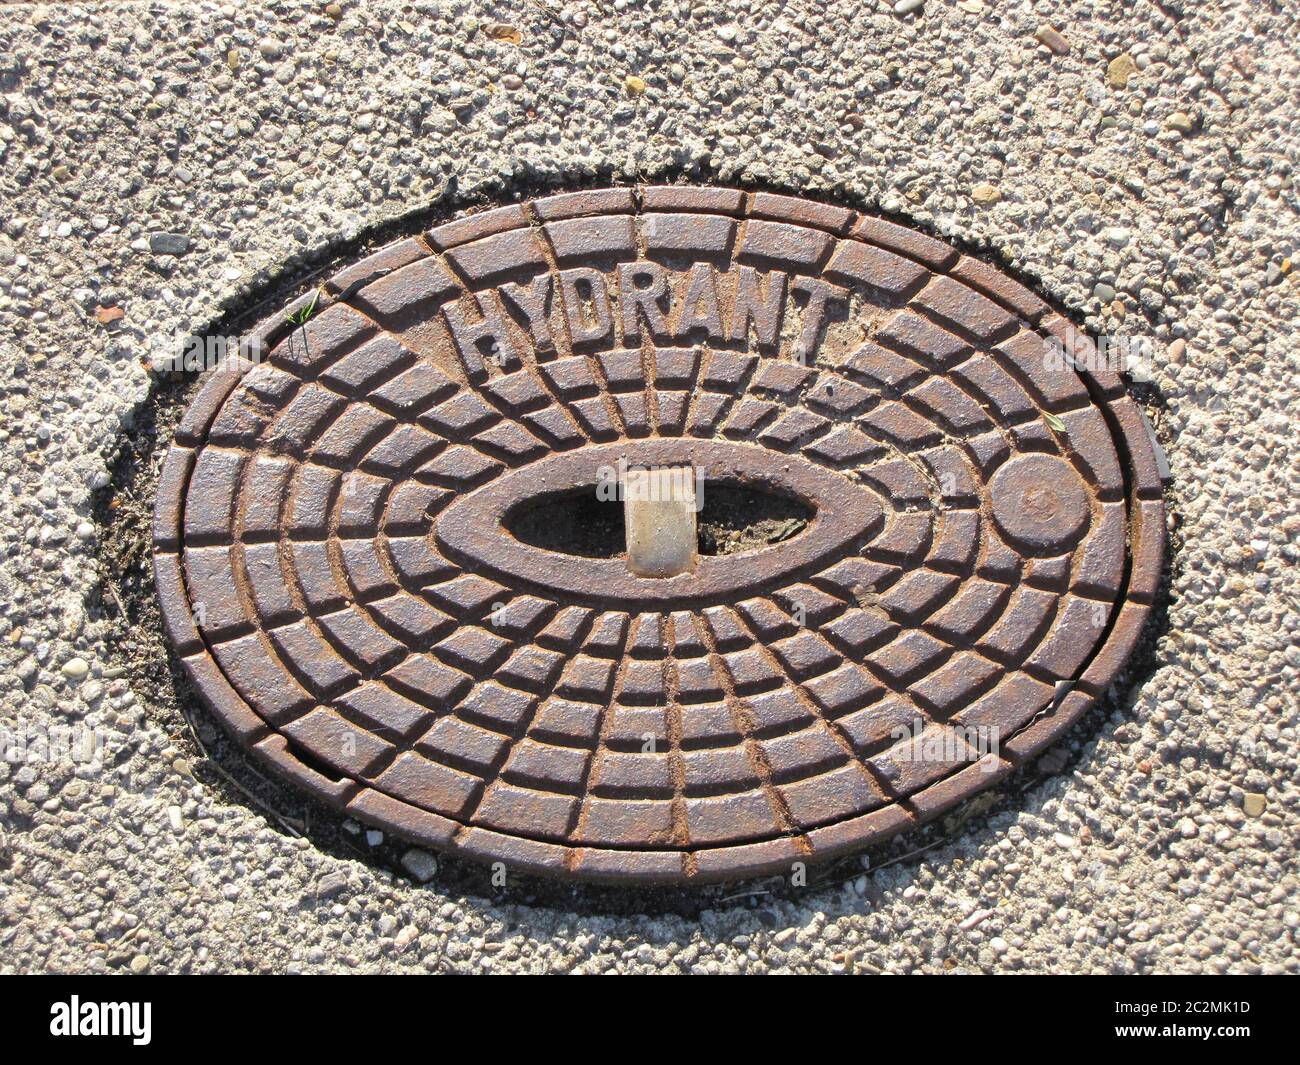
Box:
[153,187,1165,884]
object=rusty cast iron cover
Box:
[152,187,1165,884]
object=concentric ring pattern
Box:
[152,187,1166,883]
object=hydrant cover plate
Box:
[153,187,1165,884]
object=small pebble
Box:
[61,657,89,681]
[1035,25,1071,55]
[401,849,439,883]
[1106,53,1137,89]
[316,870,348,899]
[148,232,190,256]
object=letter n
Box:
[728,266,785,350]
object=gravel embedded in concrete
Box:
[0,0,1296,974]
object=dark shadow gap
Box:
[505,481,814,559]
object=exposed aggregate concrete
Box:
[0,0,1296,973]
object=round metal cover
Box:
[153,187,1165,884]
